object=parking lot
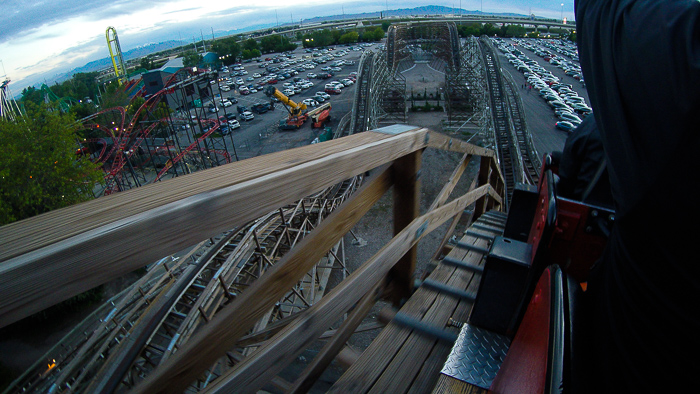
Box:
[494,37,591,156]
[177,43,372,160]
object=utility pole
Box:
[201,30,206,52]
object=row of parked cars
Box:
[496,38,593,133]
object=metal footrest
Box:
[440,323,511,389]
[392,313,458,343]
[441,257,484,274]
[421,279,476,301]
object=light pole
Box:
[561,3,564,21]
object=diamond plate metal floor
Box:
[440,323,511,389]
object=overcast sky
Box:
[0,1,575,95]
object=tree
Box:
[212,38,241,65]
[241,48,261,59]
[243,38,259,52]
[504,25,526,38]
[339,31,359,44]
[182,50,203,68]
[0,102,103,225]
[140,56,156,70]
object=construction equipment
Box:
[308,103,332,128]
[264,86,308,129]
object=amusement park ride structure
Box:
[106,27,128,86]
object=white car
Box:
[209,107,219,113]
[302,98,319,107]
[228,119,241,129]
[241,111,255,121]
[283,89,295,96]
[341,79,354,86]
[315,92,331,100]
[221,100,233,107]
[307,72,317,78]
[221,85,231,92]
[253,73,262,78]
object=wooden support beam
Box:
[429,153,473,212]
[425,131,494,158]
[473,156,493,220]
[431,178,478,262]
[390,150,422,304]
[194,185,498,394]
[132,166,394,394]
[289,280,384,393]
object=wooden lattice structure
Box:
[0,124,504,393]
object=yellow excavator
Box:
[264,86,308,130]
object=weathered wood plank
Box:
[0,128,429,328]
[432,374,487,394]
[428,153,473,212]
[426,131,494,158]
[289,280,384,394]
[131,166,394,394]
[0,130,404,262]
[390,150,422,303]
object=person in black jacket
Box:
[557,115,613,208]
[576,0,700,391]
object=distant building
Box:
[200,52,220,69]
[141,57,215,112]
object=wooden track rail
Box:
[0,125,504,393]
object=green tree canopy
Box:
[259,35,297,53]
[182,50,203,68]
[0,102,103,225]
[338,31,359,44]
[243,38,259,51]
[212,38,241,65]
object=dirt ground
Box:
[0,62,486,392]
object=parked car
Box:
[241,111,255,121]
[559,112,582,124]
[302,98,319,107]
[209,106,219,113]
[251,103,272,114]
[555,121,576,131]
[315,92,331,100]
[228,119,241,129]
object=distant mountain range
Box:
[298,5,527,25]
